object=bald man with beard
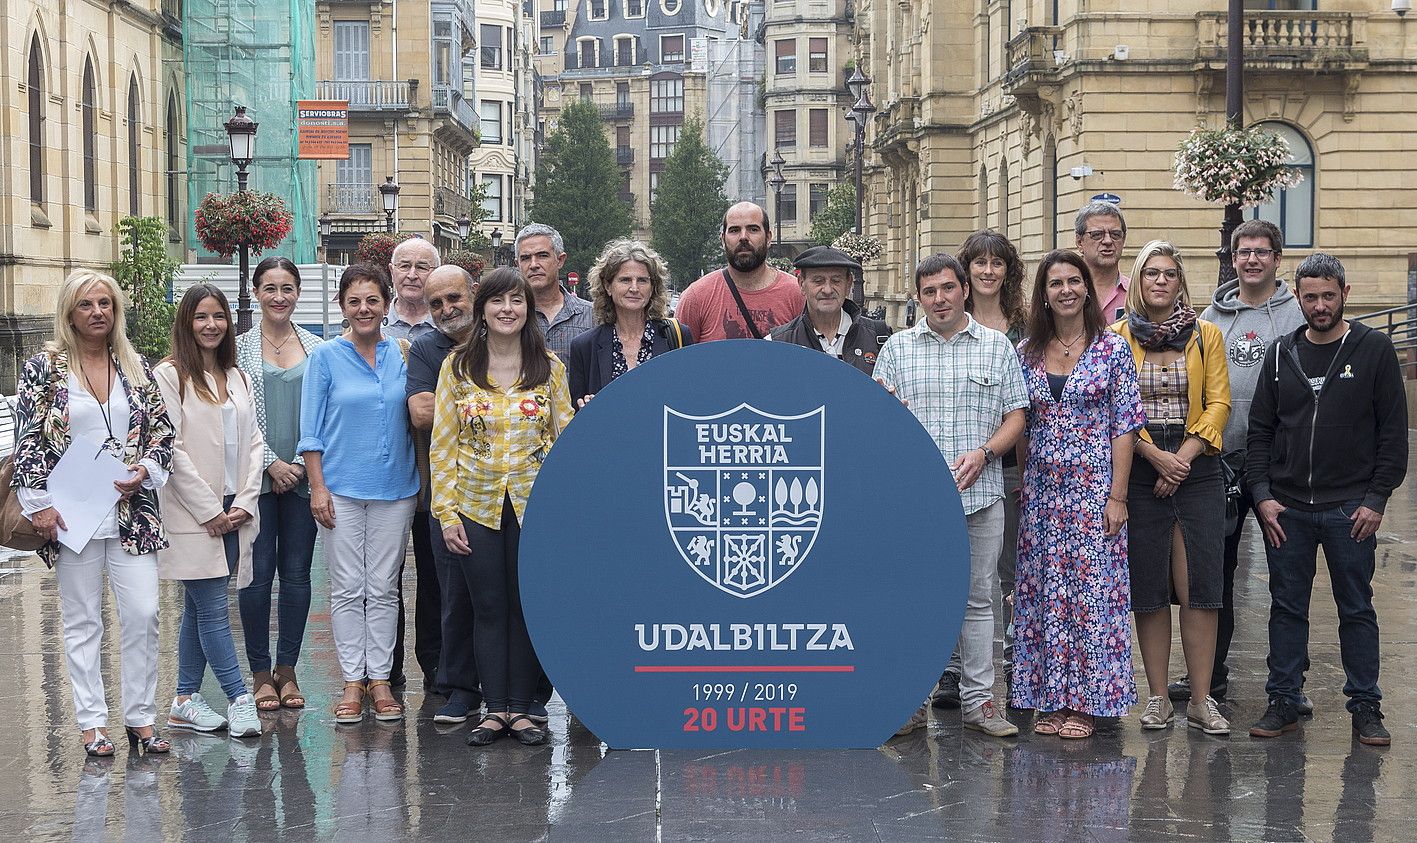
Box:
[674,201,804,342]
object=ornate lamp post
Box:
[379,176,400,233]
[318,212,333,338]
[224,105,258,332]
[767,150,786,231]
[846,67,875,238]
[457,213,472,242]
[1217,0,1244,283]
[490,227,504,266]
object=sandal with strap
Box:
[1059,714,1095,740]
[125,726,170,756]
[467,713,511,747]
[334,681,366,724]
[252,671,281,712]
[83,730,116,758]
[507,713,548,746]
[273,665,306,710]
[367,680,404,722]
[1034,711,1067,736]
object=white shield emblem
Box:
[664,403,824,598]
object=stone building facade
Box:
[315,0,482,262]
[857,1,1417,324]
[0,0,186,389]
[472,0,540,243]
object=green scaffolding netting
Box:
[184,0,317,263]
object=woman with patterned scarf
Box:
[1112,240,1232,736]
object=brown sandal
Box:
[1034,711,1067,735]
[367,680,404,722]
[252,671,281,712]
[1058,714,1095,740]
[273,665,305,709]
[334,681,366,724]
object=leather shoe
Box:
[466,713,510,747]
[508,713,548,746]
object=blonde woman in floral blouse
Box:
[431,267,571,748]
[12,269,174,757]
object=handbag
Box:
[0,355,59,551]
[1219,450,1245,536]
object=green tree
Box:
[111,216,179,360]
[527,99,633,279]
[650,118,730,286]
[808,182,857,246]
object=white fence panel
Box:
[173,263,349,339]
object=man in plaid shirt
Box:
[874,253,1028,738]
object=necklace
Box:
[80,352,121,454]
[1057,331,1085,357]
[263,328,294,354]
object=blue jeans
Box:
[176,496,248,701]
[238,490,317,672]
[1264,500,1382,712]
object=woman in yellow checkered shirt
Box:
[430,267,572,748]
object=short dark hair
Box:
[337,262,393,304]
[253,256,302,290]
[1293,253,1346,290]
[914,253,968,293]
[1230,219,1283,254]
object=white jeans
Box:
[53,538,160,730]
[952,501,1005,711]
[321,494,416,682]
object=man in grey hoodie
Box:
[1168,220,1306,707]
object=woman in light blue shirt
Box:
[299,262,418,725]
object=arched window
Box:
[82,60,97,213]
[28,36,44,207]
[977,165,988,229]
[166,93,180,228]
[1043,137,1058,249]
[1250,121,1314,248]
[997,161,1011,238]
[128,75,142,216]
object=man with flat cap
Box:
[768,245,891,376]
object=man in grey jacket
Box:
[1169,220,1306,707]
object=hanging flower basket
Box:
[194,191,294,259]
[354,232,414,268]
[832,231,884,266]
[1172,125,1305,208]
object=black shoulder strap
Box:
[721,269,763,339]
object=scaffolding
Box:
[184,0,317,262]
[703,6,766,208]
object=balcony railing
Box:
[541,10,566,27]
[326,183,378,214]
[1002,27,1062,95]
[1196,11,1367,67]
[315,80,414,112]
[616,146,634,165]
[431,85,478,136]
[600,102,635,121]
[434,186,472,219]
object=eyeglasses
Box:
[1141,267,1180,281]
[393,261,434,273]
[1234,248,1276,260]
[1084,229,1125,242]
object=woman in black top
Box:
[568,240,693,408]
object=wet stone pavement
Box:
[0,436,1414,841]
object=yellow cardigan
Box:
[1111,317,1231,455]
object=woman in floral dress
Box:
[1010,250,1145,739]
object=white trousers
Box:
[321,494,416,682]
[53,538,160,730]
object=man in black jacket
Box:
[1245,253,1408,746]
[768,246,891,376]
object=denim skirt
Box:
[1127,422,1225,612]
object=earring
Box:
[1044,301,1051,309]
[341,318,350,329]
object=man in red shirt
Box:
[675,202,804,341]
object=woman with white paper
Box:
[12,269,175,757]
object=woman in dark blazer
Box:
[569,239,693,408]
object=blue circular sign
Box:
[521,340,969,748]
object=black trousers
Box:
[392,511,442,688]
[462,498,542,713]
[431,513,480,700]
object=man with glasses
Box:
[1074,201,1130,323]
[1166,220,1307,709]
[385,237,440,341]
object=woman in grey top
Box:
[235,257,323,711]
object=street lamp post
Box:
[767,150,786,235]
[845,67,875,238]
[1217,0,1245,284]
[224,105,258,332]
[318,212,333,338]
[457,214,472,242]
[379,176,400,233]
[491,228,504,266]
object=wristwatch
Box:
[980,446,995,465]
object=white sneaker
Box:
[226,694,262,738]
[169,692,228,733]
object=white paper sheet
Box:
[48,436,131,553]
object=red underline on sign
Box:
[633,665,855,673]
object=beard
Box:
[1305,302,1345,332]
[436,312,475,338]
[727,241,768,273]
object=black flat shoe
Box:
[125,726,170,756]
[466,713,511,747]
[83,732,115,757]
[508,714,548,746]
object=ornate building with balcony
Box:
[857,0,1417,324]
[535,0,761,237]
[762,0,854,254]
[472,0,541,242]
[315,0,482,261]
[0,0,187,389]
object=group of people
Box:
[14,196,1405,759]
